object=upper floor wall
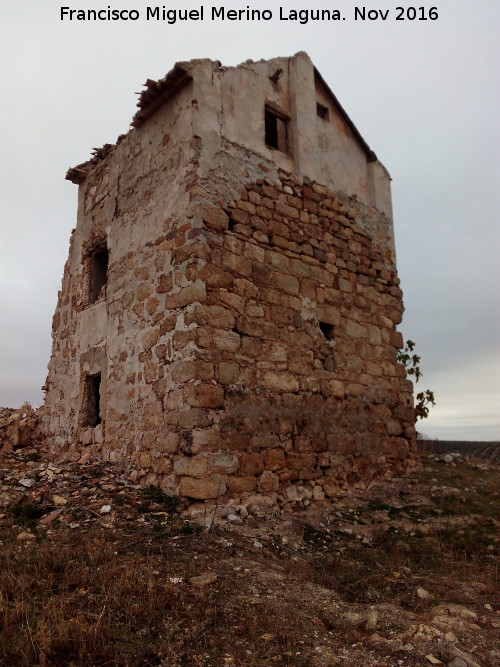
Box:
[188,52,392,219]
[66,53,394,258]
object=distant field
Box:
[419,440,500,462]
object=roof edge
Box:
[66,58,379,186]
[313,66,377,164]
[66,63,194,184]
[65,140,126,184]
[131,63,193,128]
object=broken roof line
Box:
[66,62,193,184]
[131,63,193,128]
[66,55,378,184]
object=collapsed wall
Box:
[43,54,417,506]
[0,405,43,451]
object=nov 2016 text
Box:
[60,6,440,24]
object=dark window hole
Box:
[317,103,330,121]
[265,107,288,153]
[82,373,102,427]
[90,248,108,303]
[319,322,335,340]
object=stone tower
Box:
[43,53,417,504]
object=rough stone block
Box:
[179,475,226,499]
[244,242,265,263]
[287,452,317,469]
[174,455,208,477]
[200,204,229,230]
[171,360,214,383]
[200,264,234,288]
[240,452,265,475]
[137,283,152,302]
[209,452,239,474]
[258,471,279,493]
[156,432,179,454]
[250,435,281,449]
[264,448,286,471]
[139,452,151,468]
[316,304,341,326]
[229,208,249,225]
[221,251,252,277]
[390,330,404,348]
[339,278,354,293]
[346,320,368,338]
[184,384,225,409]
[203,306,236,329]
[157,273,173,294]
[263,371,299,393]
[227,475,257,494]
[165,282,207,309]
[191,427,221,450]
[211,329,241,351]
[177,409,212,429]
[276,201,298,219]
[142,330,160,350]
[217,362,240,385]
[144,401,163,430]
[275,273,300,295]
[179,429,198,455]
[236,317,276,340]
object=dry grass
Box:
[301,464,498,610]
[1,456,498,666]
[1,517,318,666]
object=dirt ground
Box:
[1,442,498,666]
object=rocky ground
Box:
[0,443,498,666]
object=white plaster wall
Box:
[369,161,393,220]
[190,53,392,219]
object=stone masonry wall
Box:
[45,160,417,507]
[45,158,417,507]
[156,168,417,504]
[43,82,203,468]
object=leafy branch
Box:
[397,339,436,421]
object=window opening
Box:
[319,322,335,340]
[90,248,108,303]
[265,107,288,153]
[82,373,102,427]
[316,103,330,121]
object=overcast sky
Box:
[1,0,499,440]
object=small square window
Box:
[317,103,330,121]
[265,107,288,153]
[319,321,335,340]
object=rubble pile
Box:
[0,404,42,451]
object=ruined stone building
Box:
[43,52,417,504]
